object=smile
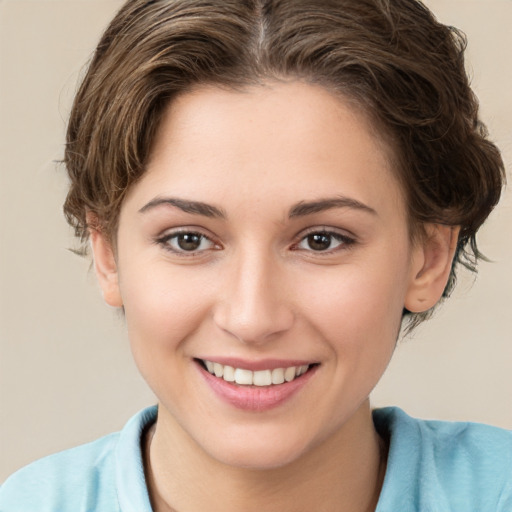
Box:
[196,358,320,411]
[201,359,311,386]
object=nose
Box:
[213,249,295,345]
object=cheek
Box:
[118,260,215,365]
[297,251,411,357]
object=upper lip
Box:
[195,357,318,371]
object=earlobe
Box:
[87,214,123,308]
[404,224,460,313]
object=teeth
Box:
[213,362,224,378]
[284,367,296,382]
[223,365,235,382]
[253,370,272,386]
[234,368,253,385]
[202,360,311,386]
[296,365,308,377]
[271,368,285,385]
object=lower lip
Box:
[197,363,318,412]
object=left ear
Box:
[405,224,460,313]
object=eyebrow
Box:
[288,196,377,218]
[139,197,226,219]
[138,195,376,219]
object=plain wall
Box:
[1,0,511,482]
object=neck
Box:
[144,401,386,512]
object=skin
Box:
[90,81,458,512]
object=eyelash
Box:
[155,229,219,257]
[291,229,356,254]
[155,228,356,256]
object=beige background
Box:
[1,0,511,483]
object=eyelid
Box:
[155,227,221,256]
[291,226,357,253]
[297,225,356,239]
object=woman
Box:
[1,0,510,510]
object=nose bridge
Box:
[214,242,294,344]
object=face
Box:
[93,81,447,469]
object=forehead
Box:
[132,81,405,220]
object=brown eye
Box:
[176,233,202,251]
[307,233,333,251]
[159,231,216,253]
[296,231,353,253]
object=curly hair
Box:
[63,0,505,328]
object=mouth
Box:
[196,358,318,386]
[195,358,320,411]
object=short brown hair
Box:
[63,0,505,327]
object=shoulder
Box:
[374,407,512,512]
[0,433,120,511]
[0,406,157,512]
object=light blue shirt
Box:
[1,406,511,511]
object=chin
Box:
[209,443,307,471]
[195,424,318,471]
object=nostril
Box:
[213,303,295,346]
